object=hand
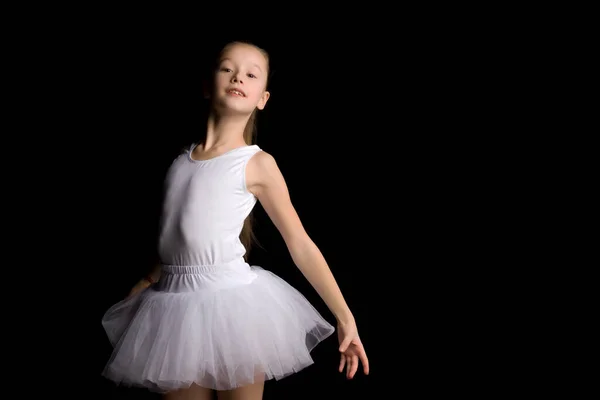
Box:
[126,278,151,299]
[337,319,369,379]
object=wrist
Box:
[335,311,355,326]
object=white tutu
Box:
[101,260,335,392]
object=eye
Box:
[247,73,257,78]
[220,67,232,72]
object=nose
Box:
[230,72,243,84]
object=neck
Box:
[204,111,250,149]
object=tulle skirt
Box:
[101,259,335,392]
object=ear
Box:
[256,91,270,110]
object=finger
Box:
[346,356,353,379]
[339,353,346,373]
[339,336,352,353]
[359,348,370,375]
[348,356,358,379]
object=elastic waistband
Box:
[161,259,248,275]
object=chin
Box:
[216,100,254,115]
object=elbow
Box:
[285,231,314,259]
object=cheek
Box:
[215,75,228,89]
[249,82,266,100]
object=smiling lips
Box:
[226,88,246,97]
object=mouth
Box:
[226,88,246,97]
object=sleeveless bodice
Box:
[157,144,261,266]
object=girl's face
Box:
[212,43,270,115]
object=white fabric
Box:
[102,144,334,392]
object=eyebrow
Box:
[220,58,263,72]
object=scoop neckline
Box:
[188,143,258,163]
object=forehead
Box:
[219,44,268,69]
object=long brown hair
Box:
[214,41,271,258]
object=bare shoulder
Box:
[250,149,277,168]
[248,150,279,176]
[246,150,285,194]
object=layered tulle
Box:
[101,263,334,392]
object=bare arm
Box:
[246,151,354,325]
[126,263,162,298]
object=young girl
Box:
[101,40,369,400]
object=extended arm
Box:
[246,151,354,325]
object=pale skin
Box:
[131,42,368,400]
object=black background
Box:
[20,17,521,399]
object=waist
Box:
[155,258,257,292]
[161,258,249,275]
